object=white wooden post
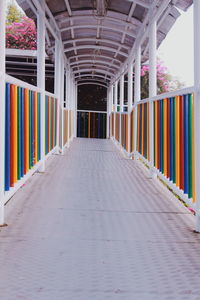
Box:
[149,16,157,174]
[110,85,114,138]
[193,0,200,232]
[134,46,141,155]
[37,9,46,171]
[106,88,110,139]
[119,75,124,145]
[113,82,118,138]
[128,63,133,153]
[0,0,6,225]
[60,58,65,154]
[74,82,77,138]
[66,70,70,147]
[55,41,61,154]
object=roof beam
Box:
[60,15,140,30]
[68,54,122,66]
[58,10,142,27]
[77,78,109,84]
[63,38,130,51]
[78,82,108,88]
[105,2,136,79]
[60,24,136,38]
[72,63,117,72]
[127,0,150,9]
[64,45,128,57]
[73,68,114,77]
[70,60,119,70]
[75,74,111,81]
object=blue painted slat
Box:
[5,83,10,191]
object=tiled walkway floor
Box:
[0,138,200,300]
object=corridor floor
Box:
[0,138,200,300]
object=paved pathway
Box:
[0,138,200,300]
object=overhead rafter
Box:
[73,68,114,77]
[70,60,120,70]
[63,38,130,51]
[77,82,108,88]
[58,9,142,26]
[105,1,136,79]
[60,24,137,38]
[72,64,117,72]
[68,54,122,66]
[64,45,128,57]
[76,78,109,84]
[75,74,111,81]
[63,0,79,69]
[59,14,140,30]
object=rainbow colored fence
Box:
[5,83,41,191]
[45,95,57,155]
[77,111,106,138]
[121,113,129,151]
[115,113,120,142]
[137,102,150,160]
[130,109,135,153]
[154,94,195,200]
[110,90,195,203]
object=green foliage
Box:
[6,3,24,25]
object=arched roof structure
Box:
[16,0,192,86]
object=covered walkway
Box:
[0,138,199,300]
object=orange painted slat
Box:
[176,96,180,188]
[13,85,18,183]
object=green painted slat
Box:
[173,98,176,183]
[188,94,193,198]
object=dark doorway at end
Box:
[77,84,107,139]
[78,84,107,111]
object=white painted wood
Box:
[193,0,200,232]
[37,9,46,172]
[134,46,141,154]
[149,16,157,172]
[0,0,6,225]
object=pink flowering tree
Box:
[6,16,37,50]
[140,61,184,99]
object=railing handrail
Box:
[136,86,194,105]
[5,74,42,93]
[77,109,107,114]
[45,91,57,98]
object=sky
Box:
[158,5,194,87]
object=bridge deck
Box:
[0,138,199,300]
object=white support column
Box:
[120,75,124,113]
[119,75,124,145]
[149,16,157,173]
[113,82,118,138]
[55,41,61,154]
[134,46,141,155]
[0,0,6,226]
[37,9,46,171]
[193,0,200,232]
[109,85,113,138]
[66,70,70,147]
[74,83,78,137]
[128,63,133,153]
[60,58,65,154]
[106,87,110,139]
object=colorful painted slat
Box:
[5,84,41,191]
[153,94,195,201]
[137,102,149,160]
[45,96,58,155]
[77,111,107,139]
